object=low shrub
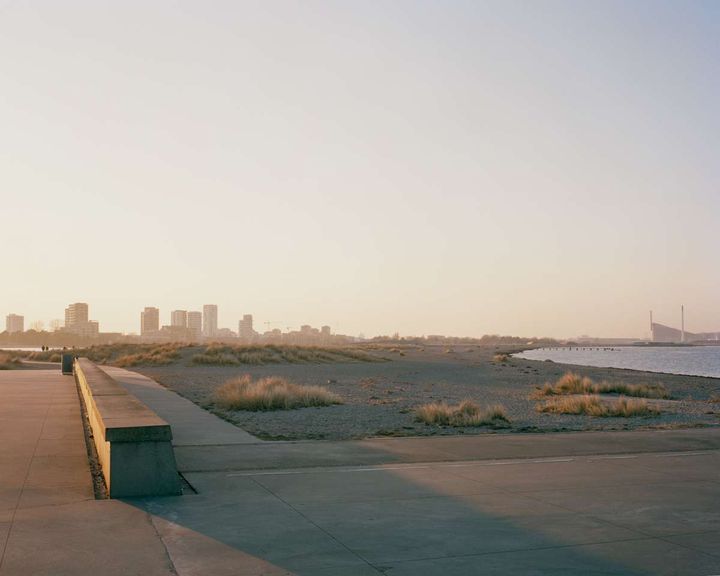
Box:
[415,400,510,427]
[0,353,21,370]
[213,375,343,411]
[536,394,659,417]
[535,372,669,399]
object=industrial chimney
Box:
[681,305,685,343]
[650,310,654,342]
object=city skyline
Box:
[2,2,719,338]
[2,299,717,342]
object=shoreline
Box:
[514,346,720,380]
[136,345,720,441]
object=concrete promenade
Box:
[0,370,174,576]
[1,367,720,575]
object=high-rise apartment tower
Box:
[5,314,24,334]
[141,307,160,336]
[203,305,218,338]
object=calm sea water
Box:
[0,347,44,352]
[515,346,720,379]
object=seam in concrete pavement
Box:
[147,512,180,575]
[248,477,386,575]
[0,382,56,571]
[653,534,720,561]
[372,535,667,566]
[222,449,719,478]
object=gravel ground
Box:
[137,346,720,440]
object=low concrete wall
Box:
[74,358,182,498]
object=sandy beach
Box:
[136,345,720,440]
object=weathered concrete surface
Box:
[0,370,175,576]
[75,359,181,497]
[173,426,720,472]
[101,366,259,445]
[134,450,720,575]
[3,367,720,575]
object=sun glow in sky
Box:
[2,1,719,338]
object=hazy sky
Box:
[2,1,718,338]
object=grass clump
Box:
[415,400,510,427]
[536,372,669,399]
[213,375,343,411]
[0,353,22,370]
[493,353,510,363]
[536,395,659,417]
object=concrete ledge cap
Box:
[76,358,174,442]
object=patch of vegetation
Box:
[415,400,510,427]
[536,395,659,417]
[24,343,189,366]
[113,345,182,367]
[0,352,22,370]
[17,343,382,368]
[493,353,511,363]
[192,344,382,366]
[213,374,343,411]
[535,372,670,399]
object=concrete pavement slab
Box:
[1,500,175,576]
[174,428,720,473]
[376,546,647,575]
[664,530,720,558]
[0,370,181,576]
[440,457,684,492]
[150,515,295,576]
[133,492,374,574]
[248,465,503,505]
[524,480,720,536]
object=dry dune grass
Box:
[416,400,510,427]
[193,345,381,366]
[213,375,343,411]
[535,372,669,399]
[536,394,659,417]
[0,352,21,370]
[25,343,188,366]
[114,344,183,367]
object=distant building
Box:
[5,314,24,334]
[652,322,720,343]
[63,302,99,339]
[238,314,255,341]
[216,327,236,339]
[67,321,99,339]
[203,304,218,338]
[187,311,202,341]
[65,303,89,327]
[141,307,160,336]
[321,325,331,337]
[171,310,188,328]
